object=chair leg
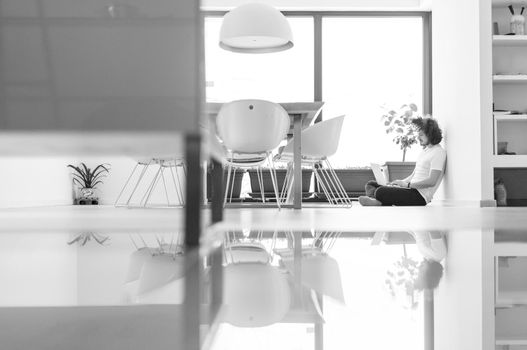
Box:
[257,167,266,203]
[280,163,293,204]
[320,165,341,204]
[142,163,163,207]
[229,167,237,203]
[314,164,336,205]
[224,164,233,206]
[178,162,186,205]
[268,157,281,210]
[159,164,170,206]
[115,162,139,206]
[169,165,183,206]
[325,159,352,207]
[125,160,152,206]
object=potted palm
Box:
[381,103,419,181]
[67,162,110,205]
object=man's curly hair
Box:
[411,116,443,145]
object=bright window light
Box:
[322,17,424,167]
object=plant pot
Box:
[74,187,99,205]
[206,169,245,201]
[248,169,312,197]
[332,168,375,197]
[385,161,416,182]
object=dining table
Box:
[205,101,324,209]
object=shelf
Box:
[493,155,527,167]
[494,114,527,121]
[495,242,527,256]
[493,0,527,7]
[493,35,527,46]
[493,75,527,83]
[496,336,527,345]
[496,291,527,307]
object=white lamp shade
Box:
[219,3,293,53]
[223,263,291,327]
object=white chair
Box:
[114,156,186,208]
[275,230,345,303]
[275,115,351,206]
[122,234,186,304]
[216,99,290,208]
[221,230,291,327]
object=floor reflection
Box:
[0,229,450,350]
[211,230,447,350]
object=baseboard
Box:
[480,199,497,207]
[4,199,72,209]
[431,199,487,207]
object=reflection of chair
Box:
[122,234,186,304]
[275,231,345,303]
[223,263,291,327]
[275,115,351,206]
[216,99,289,207]
[114,156,186,207]
[222,230,291,327]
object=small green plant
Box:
[381,103,419,162]
[67,162,110,189]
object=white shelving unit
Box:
[494,245,527,349]
[493,35,527,45]
[493,75,527,83]
[492,1,527,209]
[492,0,527,8]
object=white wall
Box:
[432,0,493,204]
[434,229,494,350]
[0,157,75,207]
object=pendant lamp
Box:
[219,3,294,53]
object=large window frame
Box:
[202,11,432,115]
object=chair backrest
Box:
[283,115,346,158]
[216,99,290,154]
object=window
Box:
[322,17,424,167]
[204,17,314,103]
[204,13,428,167]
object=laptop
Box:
[370,163,388,186]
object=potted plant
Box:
[248,166,313,200]
[67,162,110,205]
[332,166,375,198]
[385,244,420,309]
[381,103,419,181]
[206,167,246,202]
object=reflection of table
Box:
[205,102,324,209]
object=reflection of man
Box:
[359,117,446,206]
[411,231,446,290]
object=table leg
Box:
[293,114,302,209]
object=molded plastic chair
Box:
[114,156,186,208]
[216,99,290,208]
[276,115,351,206]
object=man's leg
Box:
[365,180,381,198]
[374,186,426,206]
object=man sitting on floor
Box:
[359,116,446,206]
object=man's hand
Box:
[389,180,409,188]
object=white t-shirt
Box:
[410,231,447,262]
[411,144,447,203]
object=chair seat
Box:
[226,152,269,166]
